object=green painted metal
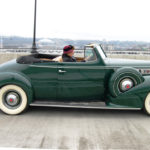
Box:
[107,76,150,108]
[108,67,144,97]
[0,71,33,104]
[24,63,58,100]
[57,62,107,101]
[0,44,150,109]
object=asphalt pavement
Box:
[0,106,150,150]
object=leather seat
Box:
[53,56,63,62]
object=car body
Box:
[1,44,150,115]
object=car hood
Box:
[104,58,150,67]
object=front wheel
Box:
[143,93,150,115]
[0,85,28,115]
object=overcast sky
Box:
[0,0,150,41]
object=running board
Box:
[30,101,141,110]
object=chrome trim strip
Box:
[30,103,141,110]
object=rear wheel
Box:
[0,85,28,115]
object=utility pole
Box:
[31,0,37,53]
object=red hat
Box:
[63,45,74,54]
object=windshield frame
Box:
[96,45,107,59]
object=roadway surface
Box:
[0,106,150,150]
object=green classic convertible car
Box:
[1,44,150,115]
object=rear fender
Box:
[0,72,33,104]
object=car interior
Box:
[16,53,86,64]
[17,47,97,64]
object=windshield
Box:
[84,47,97,62]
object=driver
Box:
[62,45,77,62]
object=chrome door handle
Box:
[59,70,66,73]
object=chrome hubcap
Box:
[120,78,133,92]
[6,92,20,107]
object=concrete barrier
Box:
[107,54,150,60]
[0,53,29,64]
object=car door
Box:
[57,49,106,101]
[24,61,58,100]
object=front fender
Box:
[107,76,150,108]
[0,72,33,104]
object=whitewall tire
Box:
[0,85,28,115]
[144,93,150,115]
